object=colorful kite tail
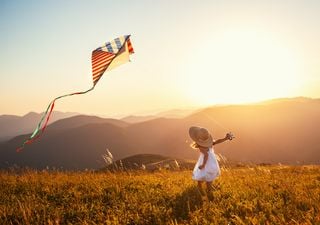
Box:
[16,86,95,152]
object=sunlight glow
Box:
[182,29,303,105]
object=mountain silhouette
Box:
[0,97,319,170]
[0,111,78,141]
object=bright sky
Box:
[1,0,320,117]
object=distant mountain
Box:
[259,96,317,105]
[121,108,199,123]
[185,97,320,164]
[0,116,195,170]
[121,115,157,123]
[0,111,79,141]
[0,97,320,170]
[48,115,129,131]
[155,108,199,118]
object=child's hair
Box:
[190,142,200,149]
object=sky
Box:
[1,0,320,117]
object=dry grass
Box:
[0,166,319,224]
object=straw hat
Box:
[189,126,213,147]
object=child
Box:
[189,126,234,199]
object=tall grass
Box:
[0,166,319,224]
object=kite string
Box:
[16,85,95,152]
[199,110,235,165]
[200,111,229,132]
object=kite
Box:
[17,35,134,152]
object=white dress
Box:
[192,147,220,182]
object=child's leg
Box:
[206,181,214,200]
[197,181,205,196]
[206,181,213,192]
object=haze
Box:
[1,0,320,117]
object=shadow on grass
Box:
[172,185,204,221]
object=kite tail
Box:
[16,86,95,152]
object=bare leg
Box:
[197,181,205,196]
[206,181,213,191]
[206,181,214,201]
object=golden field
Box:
[0,166,319,225]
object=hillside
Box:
[47,115,129,131]
[0,111,79,141]
[121,115,157,123]
[186,99,320,164]
[102,154,195,170]
[0,97,320,170]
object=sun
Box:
[181,29,303,105]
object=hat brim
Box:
[189,126,213,148]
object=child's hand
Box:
[226,132,234,140]
[198,165,205,170]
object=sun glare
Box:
[182,29,303,105]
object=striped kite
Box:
[17,35,134,151]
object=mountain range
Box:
[0,97,319,170]
[0,111,78,141]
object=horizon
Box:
[1,93,320,167]
[1,95,318,118]
[1,1,320,116]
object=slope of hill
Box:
[121,107,199,123]
[0,122,129,170]
[0,111,79,141]
[185,98,320,164]
[155,108,199,118]
[102,154,195,170]
[259,96,318,105]
[0,97,320,170]
[121,115,157,123]
[115,153,171,165]
[48,115,129,131]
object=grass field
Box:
[0,166,319,224]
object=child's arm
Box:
[213,133,234,146]
[198,150,208,169]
